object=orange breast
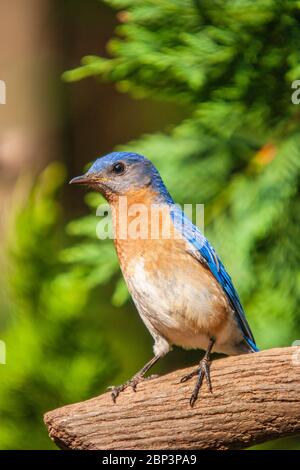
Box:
[110,189,231,341]
[111,187,178,269]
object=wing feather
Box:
[170,207,258,351]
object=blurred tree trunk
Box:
[0,0,59,230]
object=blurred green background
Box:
[0,0,300,450]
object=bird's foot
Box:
[108,374,158,403]
[180,356,212,407]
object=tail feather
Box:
[245,336,260,352]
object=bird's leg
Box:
[180,337,215,407]
[108,354,161,403]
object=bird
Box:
[70,151,259,407]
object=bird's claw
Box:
[180,357,212,407]
[180,369,199,383]
[108,385,120,403]
[108,374,159,403]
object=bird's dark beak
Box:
[69,174,91,185]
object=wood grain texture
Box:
[44,347,300,450]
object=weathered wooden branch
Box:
[44,347,300,450]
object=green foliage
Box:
[64,0,300,128]
[0,164,116,449]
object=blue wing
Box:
[170,206,258,352]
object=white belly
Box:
[123,258,244,355]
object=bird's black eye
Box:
[112,162,126,175]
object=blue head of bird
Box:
[70,152,172,203]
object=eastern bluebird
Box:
[70,152,258,406]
